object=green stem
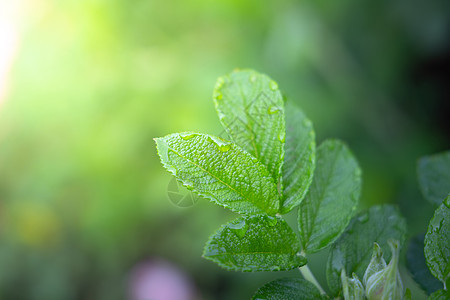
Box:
[299,264,327,295]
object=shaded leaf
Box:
[326,205,407,296]
[280,101,316,214]
[213,69,285,183]
[429,289,450,300]
[252,278,327,300]
[406,233,442,295]
[298,139,362,253]
[155,133,279,215]
[203,215,306,272]
[425,196,450,287]
[418,151,450,205]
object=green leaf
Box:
[298,139,362,253]
[429,289,450,300]
[154,132,279,215]
[425,196,450,288]
[203,215,306,272]
[213,69,285,184]
[326,205,407,296]
[252,278,327,300]
[406,233,442,295]
[418,150,450,206]
[280,101,316,214]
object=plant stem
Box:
[299,264,326,295]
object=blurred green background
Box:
[0,0,449,299]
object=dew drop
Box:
[183,180,194,190]
[250,74,257,83]
[269,80,278,91]
[267,216,278,227]
[270,265,281,271]
[216,78,224,89]
[209,136,232,152]
[268,106,280,114]
[354,168,362,177]
[303,119,311,128]
[229,220,248,238]
[180,132,196,140]
[278,131,286,143]
[219,144,231,152]
[358,212,369,223]
[167,166,177,176]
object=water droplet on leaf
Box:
[183,180,194,189]
[180,133,196,140]
[270,265,281,271]
[267,216,278,227]
[268,106,280,114]
[228,219,248,238]
[269,80,278,91]
[209,136,232,152]
[358,212,369,223]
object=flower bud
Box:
[365,239,403,300]
[363,242,387,287]
[341,270,365,300]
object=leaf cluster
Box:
[155,70,410,299]
[407,151,450,298]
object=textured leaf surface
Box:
[425,196,450,287]
[280,101,315,214]
[203,215,306,272]
[252,278,326,300]
[155,133,279,215]
[298,139,361,253]
[429,289,450,300]
[326,205,407,296]
[213,70,285,183]
[406,234,442,295]
[418,151,450,205]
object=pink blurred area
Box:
[0,0,22,105]
[128,259,198,300]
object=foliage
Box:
[156,69,414,299]
[406,152,450,298]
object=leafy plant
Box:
[406,151,450,299]
[155,69,412,299]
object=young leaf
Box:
[418,150,450,206]
[424,195,450,288]
[154,133,279,215]
[364,240,404,300]
[298,139,362,253]
[341,271,364,300]
[363,243,386,287]
[213,70,285,183]
[326,205,407,296]
[203,215,306,272]
[252,278,327,300]
[280,101,316,214]
[406,234,442,295]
